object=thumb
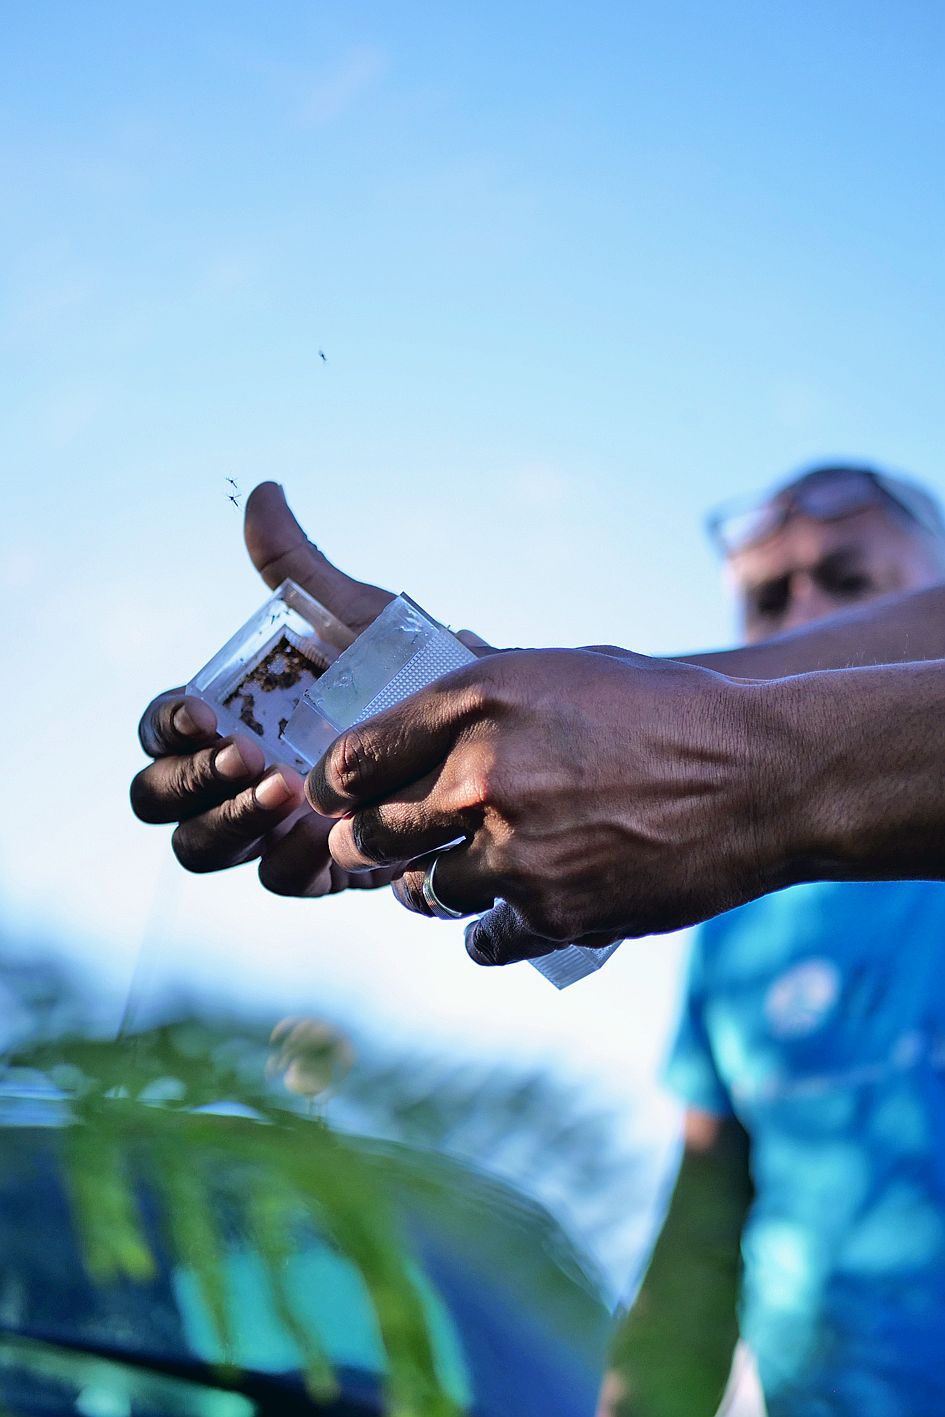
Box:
[244,482,393,634]
[464,903,558,966]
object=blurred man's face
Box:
[729,500,945,643]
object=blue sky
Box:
[2,0,944,1261]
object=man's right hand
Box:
[130,483,399,896]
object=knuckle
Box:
[333,728,375,796]
[171,751,212,802]
[213,791,261,842]
[393,872,428,915]
[461,746,511,815]
[309,730,374,811]
[465,765,494,810]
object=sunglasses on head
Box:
[707,468,944,556]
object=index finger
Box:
[138,691,219,759]
[305,671,483,817]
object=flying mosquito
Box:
[228,493,242,508]
[226,477,239,489]
[318,349,327,363]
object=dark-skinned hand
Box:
[306,648,804,964]
[130,482,399,897]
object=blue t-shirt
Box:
[666,880,945,1417]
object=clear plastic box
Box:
[186,579,352,774]
[191,587,621,988]
[283,593,477,749]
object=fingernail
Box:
[214,742,251,780]
[255,771,292,809]
[173,704,203,738]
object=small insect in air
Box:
[228,493,242,509]
[318,349,327,363]
[226,477,239,489]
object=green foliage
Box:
[0,1331,257,1416]
[3,1021,463,1417]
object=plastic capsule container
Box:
[186,579,352,773]
[191,588,621,988]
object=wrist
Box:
[725,676,829,895]
[749,662,945,887]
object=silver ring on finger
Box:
[422,854,465,920]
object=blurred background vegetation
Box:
[0,934,664,1415]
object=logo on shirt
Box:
[764,958,841,1039]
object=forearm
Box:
[766,659,945,885]
[607,1131,750,1416]
[682,583,945,678]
